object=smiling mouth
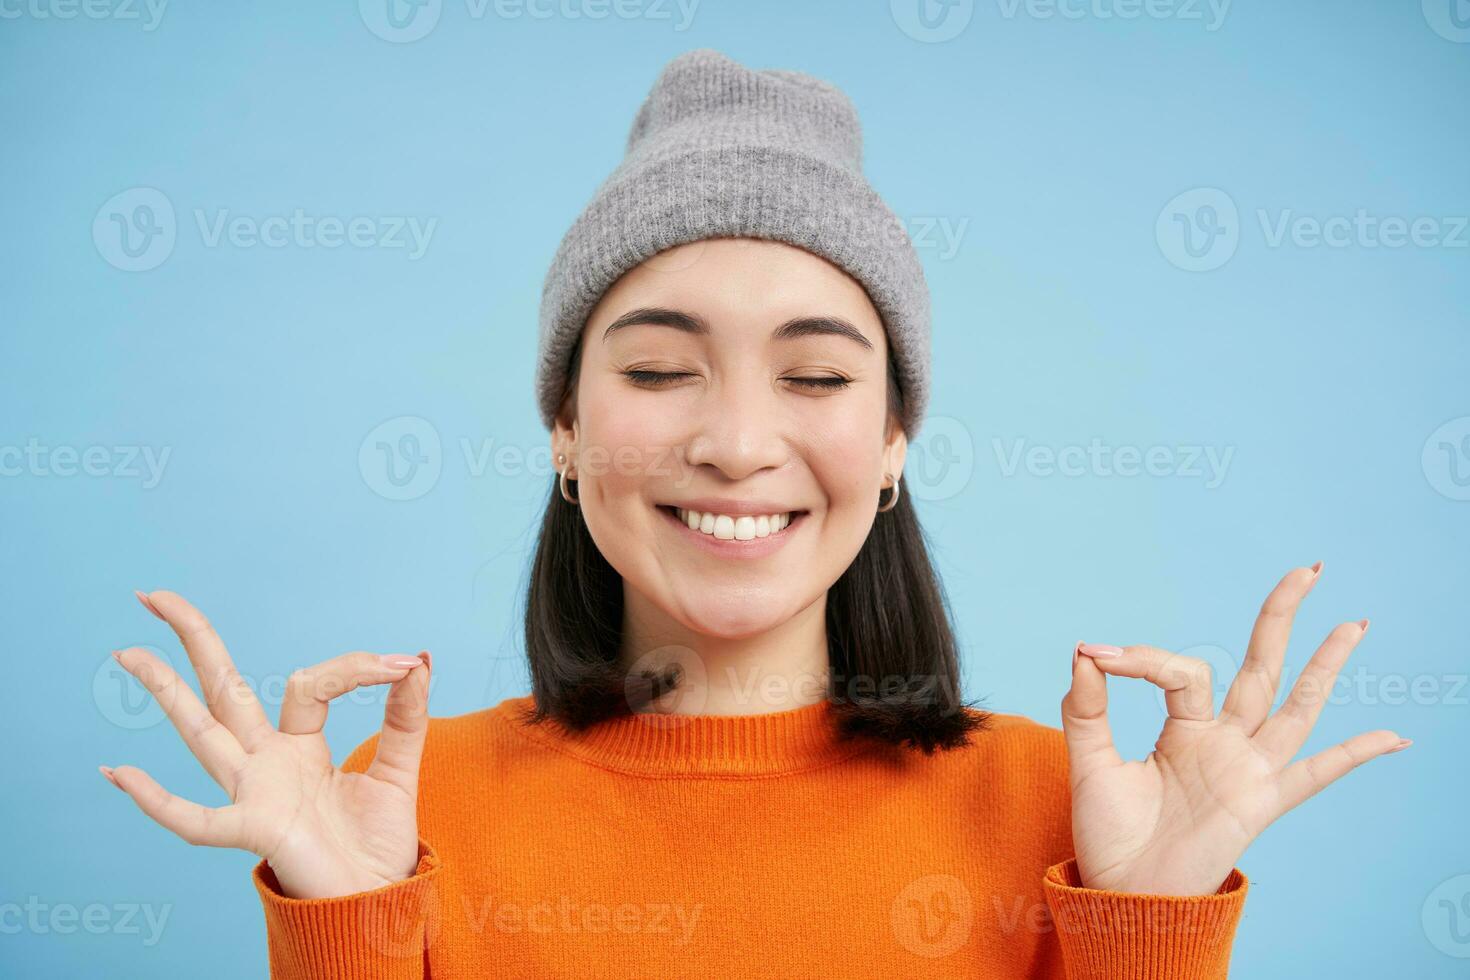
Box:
[656,505,807,541]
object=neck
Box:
[618,588,831,716]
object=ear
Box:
[551,413,579,469]
[883,418,908,484]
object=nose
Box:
[681,371,789,482]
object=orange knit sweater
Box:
[252,696,1248,978]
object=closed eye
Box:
[622,371,850,391]
[786,376,850,390]
[623,370,695,387]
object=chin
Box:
[674,596,792,640]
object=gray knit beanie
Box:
[535,47,930,437]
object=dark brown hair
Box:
[520,341,988,753]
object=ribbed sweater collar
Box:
[495,695,871,778]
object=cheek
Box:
[576,388,678,511]
[803,407,886,510]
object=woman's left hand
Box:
[1060,562,1411,896]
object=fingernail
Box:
[418,650,432,673]
[1076,642,1124,659]
[1358,618,1370,633]
[380,654,423,670]
[1310,560,1324,577]
[99,765,122,788]
[134,590,167,623]
[1385,738,1412,753]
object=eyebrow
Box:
[601,307,874,351]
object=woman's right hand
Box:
[102,590,432,900]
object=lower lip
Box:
[657,506,805,559]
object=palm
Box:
[1071,721,1274,894]
[102,590,431,900]
[233,734,420,897]
[1062,564,1408,896]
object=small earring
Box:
[558,454,579,506]
[877,472,901,513]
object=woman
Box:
[101,49,1407,978]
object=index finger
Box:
[136,590,275,751]
[1077,643,1217,722]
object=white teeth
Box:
[673,508,795,540]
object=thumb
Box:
[1061,643,1122,774]
[365,650,431,796]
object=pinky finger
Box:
[1275,730,1410,815]
[105,764,248,849]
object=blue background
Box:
[2,1,1466,976]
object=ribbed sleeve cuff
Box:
[1040,859,1247,980]
[252,840,442,980]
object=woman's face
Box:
[552,237,906,640]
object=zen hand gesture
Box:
[1060,562,1410,896]
[102,590,431,900]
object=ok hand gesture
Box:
[102,591,431,900]
[1061,563,1410,895]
